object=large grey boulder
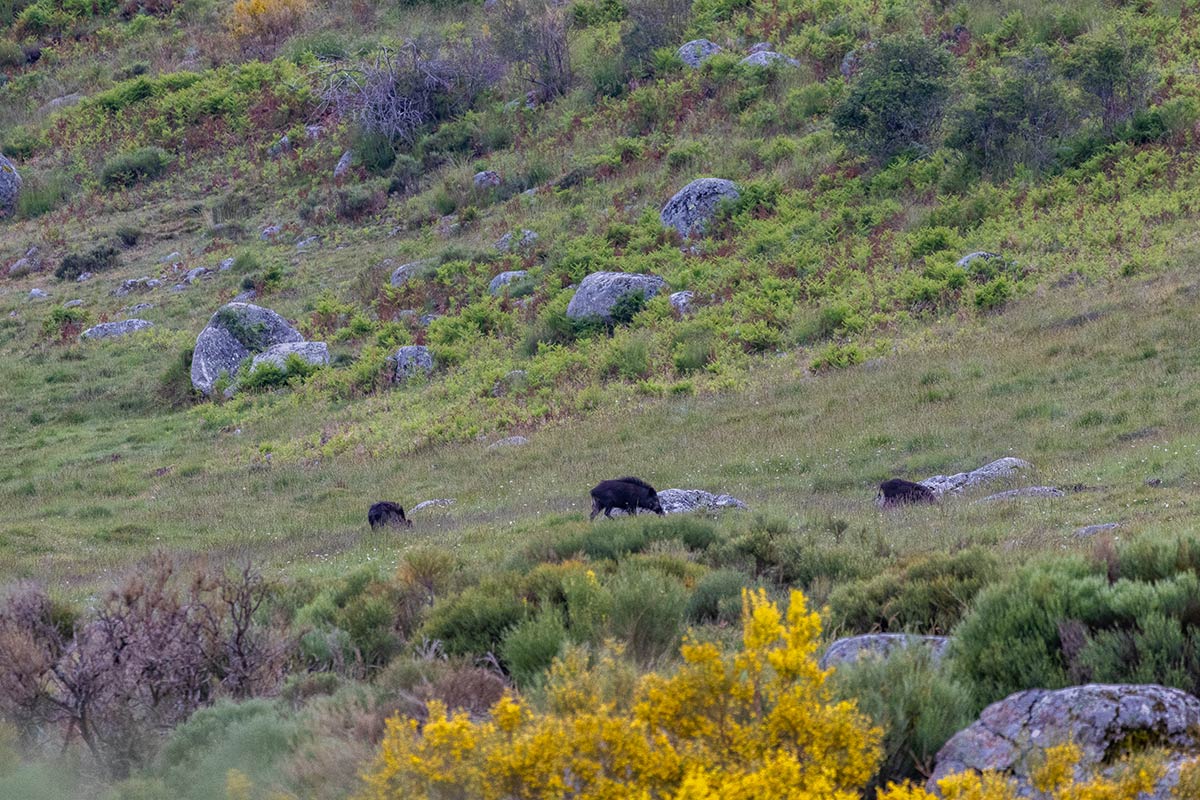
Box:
[488,270,529,295]
[929,684,1200,796]
[390,259,433,287]
[657,489,749,514]
[678,39,722,68]
[660,178,740,238]
[566,271,665,321]
[819,634,951,670]
[0,154,21,219]
[920,457,1032,496]
[977,486,1064,502]
[387,345,434,382]
[189,302,303,395]
[740,51,800,68]
[249,341,329,372]
[81,319,153,340]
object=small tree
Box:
[832,34,952,163]
[1061,23,1154,134]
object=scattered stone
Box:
[929,684,1200,797]
[1075,522,1120,538]
[0,154,21,219]
[840,49,861,78]
[81,319,153,339]
[7,257,34,277]
[267,135,291,158]
[957,251,1002,268]
[305,125,323,140]
[184,267,209,283]
[740,51,800,68]
[260,225,282,241]
[387,345,434,382]
[28,288,47,300]
[112,277,162,297]
[1146,477,1163,487]
[819,634,951,670]
[161,251,182,264]
[488,436,529,450]
[472,170,502,189]
[233,289,257,302]
[334,150,354,179]
[748,41,774,54]
[677,39,722,68]
[75,271,93,282]
[977,486,1065,502]
[64,299,83,308]
[669,290,694,314]
[436,214,460,238]
[495,229,538,253]
[390,259,433,287]
[249,341,329,371]
[190,302,303,395]
[418,313,440,327]
[128,303,153,313]
[295,236,320,251]
[492,369,527,397]
[218,257,235,271]
[41,92,83,113]
[657,489,749,514]
[566,271,666,321]
[411,498,454,512]
[920,457,1032,496]
[488,270,529,295]
[660,178,741,238]
[170,283,188,293]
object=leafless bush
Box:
[492,0,572,102]
[0,555,293,778]
[320,40,505,145]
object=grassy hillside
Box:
[5,0,1200,795]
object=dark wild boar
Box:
[590,477,665,520]
[368,501,412,529]
[877,478,937,508]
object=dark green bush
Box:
[607,565,686,662]
[421,577,526,657]
[0,40,25,69]
[157,348,196,409]
[685,568,749,624]
[114,225,141,247]
[500,608,568,685]
[100,146,169,188]
[825,549,999,636]
[54,245,118,280]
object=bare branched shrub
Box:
[492,0,572,102]
[321,41,505,145]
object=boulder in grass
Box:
[740,51,800,68]
[566,271,665,322]
[473,170,502,189]
[390,259,433,287]
[0,154,21,219]
[669,290,694,314]
[657,489,749,514]
[920,457,1032,496]
[82,319,153,339]
[112,277,161,297]
[957,251,1002,268]
[678,39,722,68]
[488,270,529,295]
[495,229,538,254]
[977,486,1064,502]
[411,498,454,512]
[334,150,354,179]
[660,178,740,239]
[190,302,303,395]
[387,345,434,382]
[819,634,951,670]
[249,341,329,372]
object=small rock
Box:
[495,229,538,254]
[819,634,951,670]
[184,267,209,283]
[387,345,434,382]
[75,271,93,282]
[128,303,153,313]
[417,313,440,327]
[677,39,722,68]
[492,369,527,397]
[920,457,1032,496]
[0,153,22,219]
[218,258,235,271]
[488,436,529,449]
[472,170,502,189]
[740,51,800,68]
[170,283,188,293]
[566,271,665,322]
[161,251,182,264]
[260,225,282,241]
[748,41,774,54]
[977,486,1065,502]
[390,260,432,287]
[41,92,83,113]
[657,489,749,514]
[64,299,83,308]
[232,289,257,302]
[305,125,322,140]
[334,150,354,179]
[669,290,694,314]
[1075,522,1120,538]
[295,236,320,251]
[488,270,529,295]
[81,319,153,339]
[436,215,460,238]
[28,288,48,300]
[249,341,329,371]
[411,498,454,512]
[267,135,291,158]
[661,178,741,239]
[957,251,1002,268]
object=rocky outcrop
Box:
[249,341,329,371]
[387,345,434,382]
[81,319,153,340]
[112,277,162,297]
[660,178,740,238]
[920,457,1032,496]
[669,290,694,314]
[678,39,722,68]
[977,486,1064,502]
[819,634,951,670]
[390,259,432,287]
[495,229,538,253]
[929,684,1200,796]
[740,51,800,68]
[566,271,665,321]
[473,170,501,189]
[189,302,303,395]
[488,270,529,295]
[0,154,21,219]
[657,489,749,514]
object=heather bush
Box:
[99,147,169,188]
[54,245,117,280]
[606,564,686,663]
[684,567,750,624]
[500,608,568,686]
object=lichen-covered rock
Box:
[488,436,529,449]
[657,489,749,514]
[184,267,209,283]
[748,41,774,54]
[0,154,21,219]
[389,259,433,287]
[28,288,47,300]
[669,290,694,314]
[920,457,1032,496]
[81,319,153,340]
[190,302,303,395]
[678,39,722,68]
[387,345,434,382]
[929,684,1200,796]
[260,225,282,241]
[819,634,951,670]
[334,150,354,178]
[1076,522,1121,538]
[740,51,800,68]
[112,277,162,297]
[957,251,1002,268]
[660,178,740,238]
[64,299,83,308]
[495,229,538,253]
[473,170,502,189]
[566,271,665,321]
[977,486,1064,502]
[411,498,454,512]
[249,341,329,372]
[488,270,529,295]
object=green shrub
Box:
[825,549,999,636]
[114,225,142,247]
[607,564,686,662]
[973,276,1013,311]
[239,353,321,392]
[16,170,72,219]
[500,608,569,686]
[685,568,749,624]
[421,577,526,657]
[0,40,24,69]
[100,146,169,187]
[41,305,91,339]
[157,348,196,409]
[831,647,976,789]
[603,333,650,379]
[54,245,118,280]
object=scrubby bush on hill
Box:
[99,146,168,187]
